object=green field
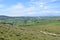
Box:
[0,16,60,40]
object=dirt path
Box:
[40,31,60,37]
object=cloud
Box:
[29,0,48,10]
[0,4,4,8]
[2,3,36,16]
[0,0,60,16]
[51,0,57,2]
[7,3,24,10]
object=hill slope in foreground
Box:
[0,24,60,40]
[0,16,60,40]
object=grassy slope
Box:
[0,16,60,40]
[0,24,60,40]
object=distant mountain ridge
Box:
[0,15,60,18]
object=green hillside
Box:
[0,16,60,26]
[0,16,60,40]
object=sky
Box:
[0,0,60,16]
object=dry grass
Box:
[0,24,60,40]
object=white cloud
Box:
[41,10,60,14]
[39,3,44,8]
[29,1,48,10]
[51,0,57,2]
[12,3,24,9]
[0,0,60,16]
[25,12,37,15]
[3,2,60,16]
[43,6,48,10]
[0,4,4,8]
[7,3,24,10]
[2,3,36,16]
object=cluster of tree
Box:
[0,15,60,26]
